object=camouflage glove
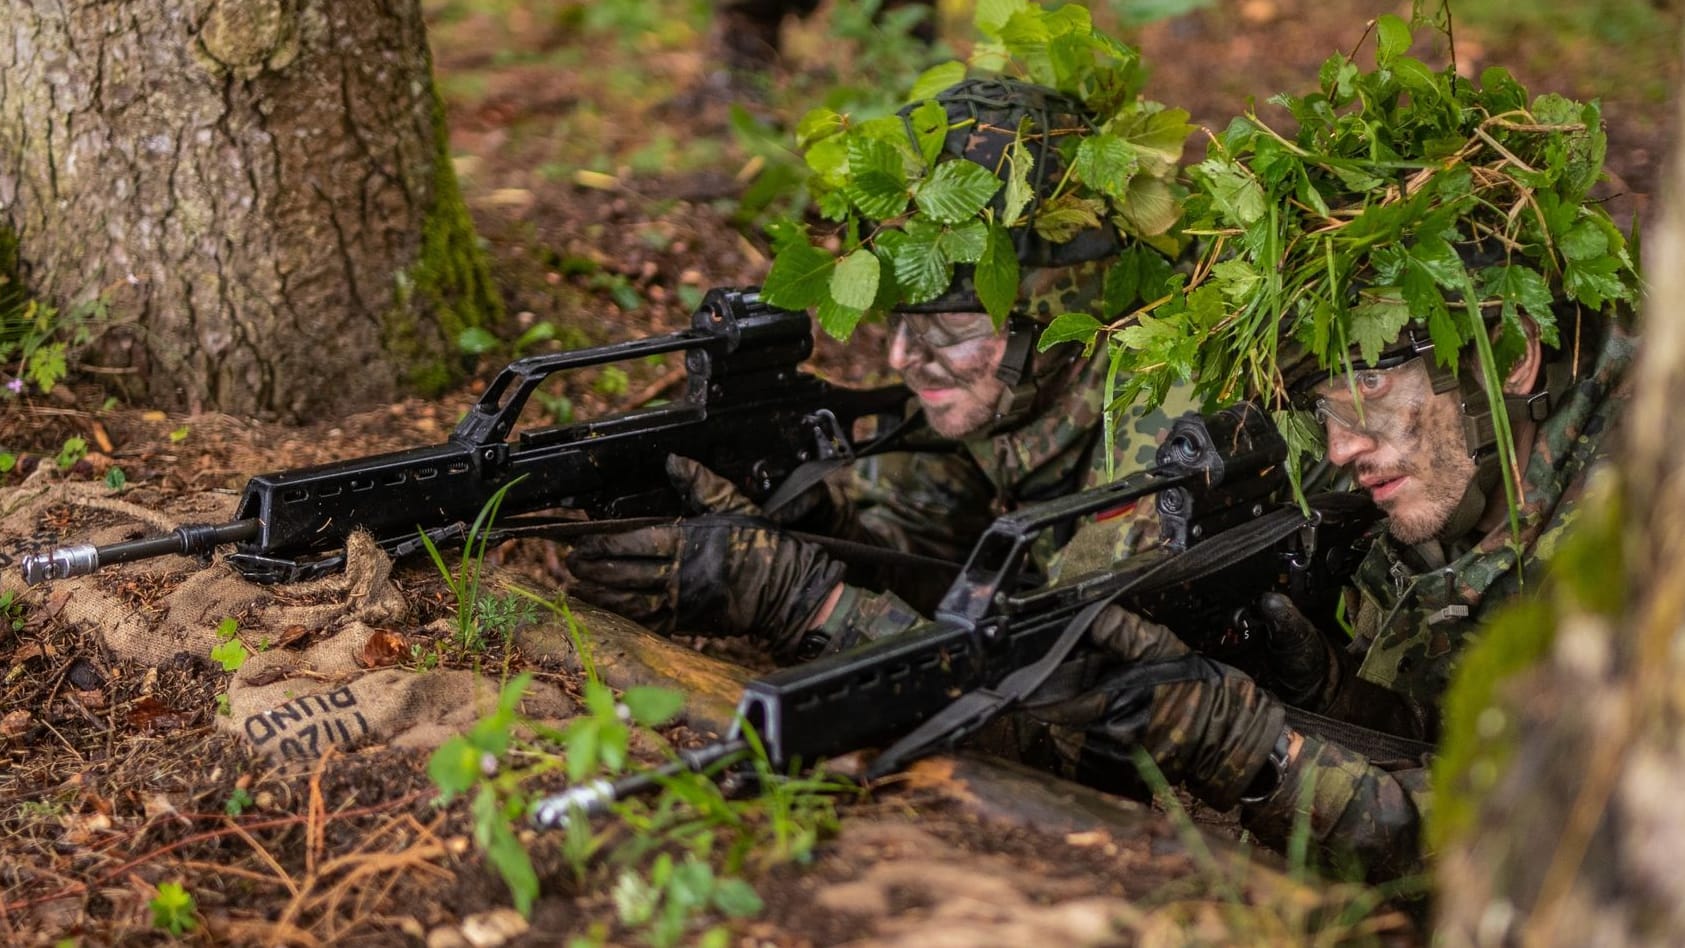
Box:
[1256,592,1345,711]
[1027,605,1287,809]
[566,456,845,651]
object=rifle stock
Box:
[531,404,1380,826]
[20,287,911,585]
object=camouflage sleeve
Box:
[1240,731,1432,882]
[814,450,997,612]
[783,583,924,661]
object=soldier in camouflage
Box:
[567,78,1192,660]
[1024,69,1640,877]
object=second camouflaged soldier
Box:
[567,72,1197,658]
[1024,25,1641,880]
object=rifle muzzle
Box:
[21,544,100,585]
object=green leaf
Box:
[712,878,765,918]
[974,0,1030,33]
[760,241,836,310]
[428,735,482,800]
[937,219,989,264]
[976,224,1019,323]
[150,881,198,935]
[1033,194,1105,244]
[876,226,950,304]
[1196,158,1266,225]
[815,294,866,340]
[1349,288,1413,366]
[474,786,539,917]
[794,108,845,149]
[103,466,127,490]
[1375,15,1413,67]
[210,638,248,672]
[912,159,1001,224]
[1410,235,1468,288]
[804,136,849,189]
[843,136,910,220]
[566,718,601,782]
[621,685,684,727]
[1038,312,1103,351]
[905,98,949,168]
[908,61,967,103]
[1559,219,1609,261]
[1074,133,1138,200]
[1000,134,1036,227]
[829,249,882,311]
[1116,173,1180,237]
[216,616,239,641]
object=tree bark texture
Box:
[1433,85,1685,944]
[0,0,499,421]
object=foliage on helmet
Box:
[1104,14,1642,414]
[758,0,1192,340]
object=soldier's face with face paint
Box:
[1311,358,1478,544]
[886,312,1009,439]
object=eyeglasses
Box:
[888,311,1000,350]
[1301,358,1432,441]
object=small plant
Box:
[225,786,255,816]
[214,692,232,717]
[169,426,189,443]
[612,853,763,948]
[417,475,527,652]
[210,616,249,672]
[0,590,27,632]
[54,437,87,471]
[103,466,127,491]
[150,881,198,935]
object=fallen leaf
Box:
[1,709,32,738]
[357,628,407,668]
[273,624,312,648]
[73,688,108,711]
[127,696,193,732]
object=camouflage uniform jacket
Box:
[805,349,1189,655]
[1243,322,1636,880]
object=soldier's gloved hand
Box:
[1257,592,1344,711]
[1027,605,1286,809]
[566,456,844,650]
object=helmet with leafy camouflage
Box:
[760,7,1192,340]
[1111,17,1640,481]
[885,77,1120,316]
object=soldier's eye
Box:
[1355,370,1390,396]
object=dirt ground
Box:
[1,0,1676,945]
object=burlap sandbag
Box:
[0,468,573,761]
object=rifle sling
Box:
[1281,706,1436,763]
[868,505,1314,778]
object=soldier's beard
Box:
[1362,395,1479,545]
[901,344,1009,439]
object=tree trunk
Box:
[1433,84,1685,943]
[0,0,500,421]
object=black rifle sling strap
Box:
[868,505,1315,779]
[758,408,939,521]
[1282,706,1435,763]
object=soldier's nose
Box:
[887,321,915,372]
[1323,420,1376,467]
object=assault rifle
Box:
[531,403,1380,827]
[19,288,911,585]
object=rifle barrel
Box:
[20,519,262,585]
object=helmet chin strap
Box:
[1432,358,1569,542]
[986,316,1078,435]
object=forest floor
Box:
[1,0,1678,945]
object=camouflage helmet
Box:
[889,77,1120,315]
